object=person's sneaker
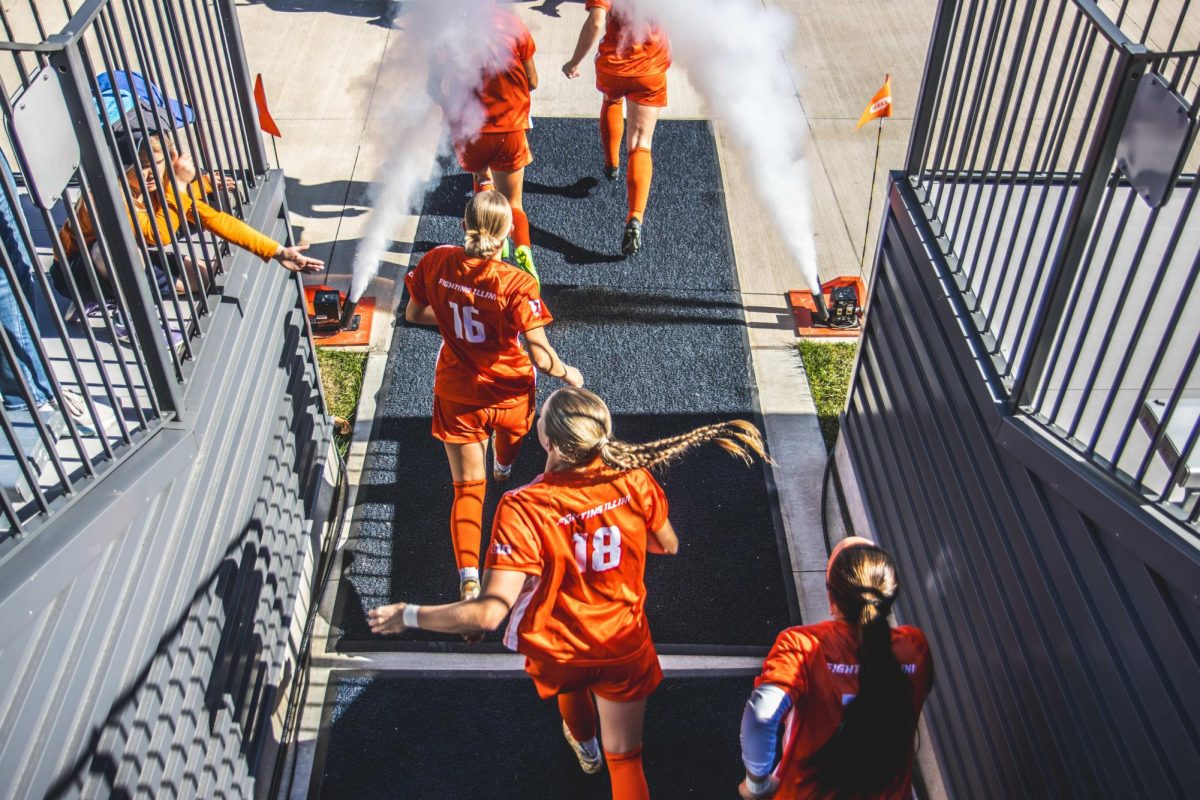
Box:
[562,721,604,775]
[514,245,540,286]
[35,399,69,441]
[493,460,513,483]
[621,217,642,257]
[500,237,511,261]
[460,579,481,601]
[605,165,619,181]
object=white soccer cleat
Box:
[562,721,604,775]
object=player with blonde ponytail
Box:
[369,387,766,799]
[403,191,582,603]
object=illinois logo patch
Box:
[528,299,543,317]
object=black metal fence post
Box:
[213,0,269,176]
[904,0,962,175]
[1007,42,1148,411]
[47,36,185,417]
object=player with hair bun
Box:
[737,537,934,799]
[369,386,767,799]
[563,0,670,257]
[403,191,582,603]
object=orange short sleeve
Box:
[755,627,820,701]
[486,494,544,576]
[507,275,553,332]
[634,469,669,533]
[404,255,431,307]
[518,22,535,62]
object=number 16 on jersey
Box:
[449,301,486,343]
[573,526,622,573]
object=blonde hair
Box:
[463,191,512,258]
[541,387,768,472]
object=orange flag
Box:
[856,74,893,130]
[253,74,282,138]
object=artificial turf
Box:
[312,671,756,799]
[331,118,795,652]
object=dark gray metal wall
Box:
[844,179,1200,800]
[0,171,330,799]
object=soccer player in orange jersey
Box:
[737,537,934,800]
[404,192,582,601]
[432,2,541,282]
[369,387,767,799]
[563,0,670,257]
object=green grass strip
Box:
[317,347,368,457]
[797,340,858,452]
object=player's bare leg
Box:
[445,440,488,599]
[596,695,650,799]
[623,101,660,257]
[493,167,538,283]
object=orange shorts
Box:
[455,130,533,174]
[524,641,663,702]
[431,390,535,444]
[596,70,668,107]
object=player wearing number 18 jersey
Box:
[368,387,766,799]
[403,192,581,601]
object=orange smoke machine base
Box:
[787,276,867,339]
[304,285,375,347]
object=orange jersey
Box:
[404,245,551,407]
[436,8,535,137]
[757,620,933,800]
[484,463,670,665]
[587,0,671,78]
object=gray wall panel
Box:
[0,170,329,799]
[845,183,1200,799]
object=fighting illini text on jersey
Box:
[405,245,551,408]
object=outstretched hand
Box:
[367,602,408,635]
[274,243,324,273]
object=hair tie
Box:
[596,436,609,448]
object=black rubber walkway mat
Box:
[311,671,756,799]
[331,118,796,652]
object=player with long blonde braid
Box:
[369,387,767,799]
[403,191,582,603]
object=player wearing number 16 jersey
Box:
[403,192,582,602]
[368,387,766,799]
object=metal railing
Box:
[904,0,1200,526]
[0,0,270,541]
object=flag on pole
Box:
[855,74,893,129]
[253,74,282,138]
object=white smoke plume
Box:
[625,0,823,294]
[349,0,498,302]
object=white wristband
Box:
[402,604,421,629]
[746,774,773,795]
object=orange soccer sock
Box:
[450,480,487,571]
[511,207,532,249]
[493,429,524,470]
[606,746,650,800]
[557,691,597,743]
[473,178,495,194]
[600,99,624,169]
[626,147,653,223]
